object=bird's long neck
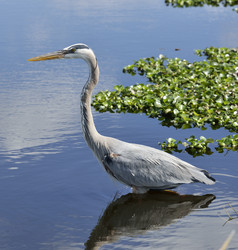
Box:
[80,54,103,155]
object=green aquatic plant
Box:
[165,0,238,13]
[159,135,238,157]
[158,136,214,157]
[92,47,238,156]
[216,134,238,153]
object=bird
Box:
[28,43,216,193]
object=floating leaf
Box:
[93,47,238,156]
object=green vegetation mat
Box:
[93,47,238,156]
[165,0,238,13]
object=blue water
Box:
[0,0,237,249]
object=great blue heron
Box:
[28,43,216,193]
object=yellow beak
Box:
[28,50,65,61]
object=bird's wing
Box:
[103,139,213,188]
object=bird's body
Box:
[91,136,215,193]
[28,43,215,193]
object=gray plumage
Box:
[28,43,216,193]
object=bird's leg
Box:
[132,186,148,194]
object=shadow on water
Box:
[85,191,215,249]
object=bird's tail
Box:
[201,170,216,183]
[191,169,216,185]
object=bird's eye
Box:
[69,48,76,53]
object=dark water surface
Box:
[0,0,237,249]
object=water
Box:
[0,0,237,249]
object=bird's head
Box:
[28,43,94,62]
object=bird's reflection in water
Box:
[85,191,215,249]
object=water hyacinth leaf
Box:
[92,47,238,156]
